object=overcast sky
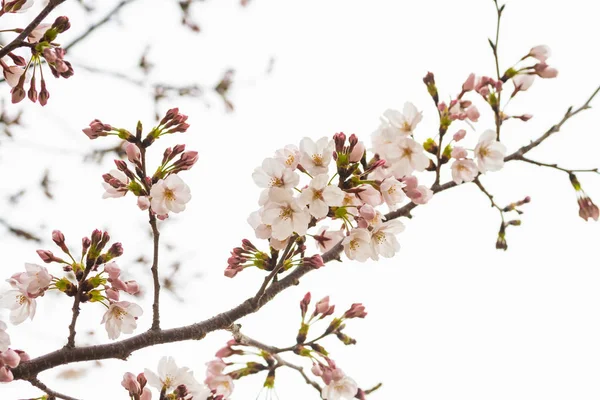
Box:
[2,0,600,399]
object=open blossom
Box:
[0,321,9,352]
[299,137,334,175]
[370,219,405,260]
[101,301,142,340]
[356,184,383,207]
[388,137,430,178]
[402,175,433,205]
[371,121,399,161]
[313,226,345,253]
[252,157,299,190]
[247,209,272,239]
[27,23,51,42]
[11,263,52,297]
[512,74,535,93]
[274,144,301,170]
[383,102,423,136]
[451,158,478,184]
[474,129,507,172]
[2,66,26,88]
[261,188,311,240]
[380,177,406,210]
[299,174,344,218]
[322,374,358,400]
[342,229,372,262]
[205,373,234,398]
[150,174,191,215]
[145,356,199,393]
[528,45,551,62]
[102,169,129,199]
[0,290,36,325]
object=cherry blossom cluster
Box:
[2,16,74,105]
[122,357,212,400]
[0,229,143,344]
[83,108,196,220]
[197,293,368,399]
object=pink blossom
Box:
[453,129,467,142]
[206,359,227,376]
[342,229,372,262]
[299,137,335,175]
[247,209,272,240]
[512,74,535,92]
[101,301,143,340]
[125,143,141,164]
[0,366,13,383]
[370,220,404,260]
[298,174,345,219]
[388,138,430,178]
[534,63,558,79]
[528,45,551,62]
[462,73,476,92]
[102,169,129,199]
[474,129,507,172]
[27,23,51,42]
[2,66,26,88]
[261,188,311,240]
[383,102,423,136]
[0,349,20,368]
[149,174,192,215]
[349,141,365,163]
[137,196,150,210]
[205,373,234,399]
[356,184,383,207]
[252,157,300,190]
[274,144,301,170]
[0,290,36,324]
[3,0,34,13]
[321,373,358,400]
[406,185,433,205]
[122,372,141,395]
[451,159,478,184]
[380,177,406,210]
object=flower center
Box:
[270,177,283,187]
[18,295,27,305]
[312,189,324,201]
[312,154,324,166]
[402,121,411,132]
[164,188,176,201]
[285,155,295,167]
[112,307,126,320]
[349,239,360,251]
[373,231,386,244]
[279,206,294,220]
[402,147,413,158]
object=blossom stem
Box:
[491,0,504,141]
[0,0,66,60]
[28,377,81,400]
[513,155,600,175]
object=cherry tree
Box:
[0,0,598,399]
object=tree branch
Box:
[149,212,161,331]
[28,377,81,400]
[0,0,66,59]
[511,155,600,175]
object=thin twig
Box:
[513,155,600,175]
[0,0,66,59]
[506,85,600,161]
[149,212,161,330]
[252,235,296,306]
[28,377,81,400]
[473,177,504,223]
[491,0,504,141]
[64,0,136,52]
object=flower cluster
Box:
[84,108,196,220]
[2,16,74,105]
[122,357,211,399]
[0,229,143,340]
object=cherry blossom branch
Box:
[229,324,323,394]
[64,0,136,52]
[28,377,81,400]
[252,234,297,306]
[65,257,97,348]
[139,146,162,331]
[473,177,504,218]
[511,155,600,175]
[505,85,600,160]
[490,0,505,140]
[10,86,599,382]
[0,0,67,59]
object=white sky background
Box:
[2,0,600,399]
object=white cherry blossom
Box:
[0,290,36,325]
[252,157,299,190]
[383,102,423,137]
[150,174,191,215]
[342,229,372,262]
[451,158,479,184]
[101,301,142,340]
[274,144,301,170]
[261,188,311,240]
[474,129,507,172]
[380,177,406,210]
[299,137,334,175]
[102,169,129,199]
[298,174,344,218]
[388,137,430,178]
[321,375,358,400]
[205,373,234,399]
[145,356,197,393]
[314,226,345,253]
[370,220,405,260]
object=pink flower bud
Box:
[315,296,330,315]
[466,106,480,122]
[124,280,140,295]
[206,359,227,376]
[104,262,121,280]
[111,279,127,291]
[300,292,311,318]
[106,288,120,301]
[126,143,141,164]
[215,346,234,358]
[121,372,141,395]
[14,350,30,362]
[311,363,323,376]
[137,196,150,211]
[332,368,345,381]
[36,249,55,263]
[528,45,551,62]
[0,349,20,368]
[348,141,365,163]
[453,129,467,142]
[534,63,558,79]
[462,73,476,92]
[137,373,147,389]
[358,204,376,220]
[343,303,367,319]
[140,388,152,400]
